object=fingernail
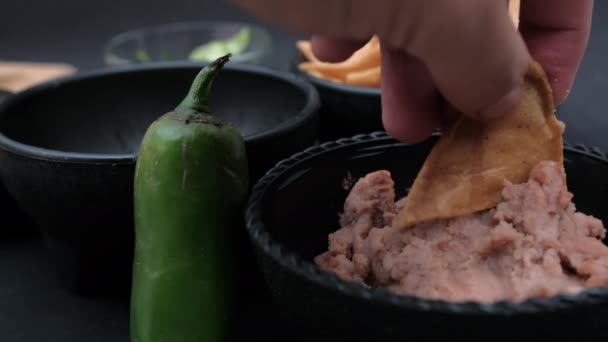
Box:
[478,86,523,119]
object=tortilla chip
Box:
[509,0,520,27]
[396,60,564,229]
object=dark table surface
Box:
[1,1,607,341]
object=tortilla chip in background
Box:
[396,60,564,229]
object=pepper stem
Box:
[175,53,232,114]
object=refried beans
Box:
[315,161,608,303]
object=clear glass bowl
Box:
[103,21,273,66]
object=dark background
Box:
[1,1,607,341]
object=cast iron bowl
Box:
[0,62,319,295]
[246,131,608,342]
[291,52,382,142]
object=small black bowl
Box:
[0,63,319,295]
[246,131,608,341]
[291,52,382,142]
[0,90,37,238]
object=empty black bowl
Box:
[291,52,382,142]
[246,131,608,341]
[0,63,319,295]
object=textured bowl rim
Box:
[245,130,608,316]
[0,62,319,165]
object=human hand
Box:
[234,0,593,143]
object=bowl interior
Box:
[259,134,608,269]
[0,65,308,156]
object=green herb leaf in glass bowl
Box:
[188,27,251,62]
[134,49,151,63]
[160,51,174,61]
